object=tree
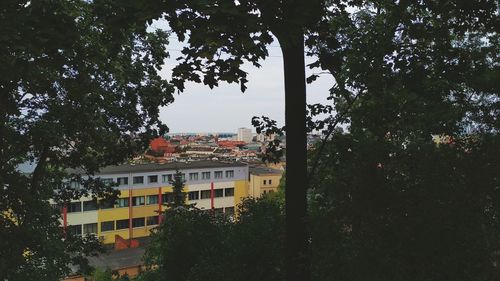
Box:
[133,2,327,279]
[141,197,284,281]
[1,1,173,279]
[169,170,187,208]
[303,1,499,280]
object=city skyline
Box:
[154,20,334,133]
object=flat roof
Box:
[249,166,282,175]
[95,160,247,175]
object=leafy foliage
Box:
[0,0,173,279]
[168,170,187,208]
[140,197,284,281]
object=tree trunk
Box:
[281,33,309,281]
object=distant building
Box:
[150,137,176,154]
[256,133,276,142]
[60,161,249,245]
[237,127,252,143]
[248,166,283,197]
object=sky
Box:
[154,22,335,134]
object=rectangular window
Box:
[162,174,172,183]
[117,198,129,208]
[214,208,224,215]
[83,223,98,235]
[101,178,113,184]
[188,191,199,200]
[189,172,198,181]
[202,172,211,180]
[224,188,234,197]
[68,224,82,236]
[269,180,272,185]
[263,180,267,185]
[117,177,128,185]
[225,207,235,216]
[67,202,82,213]
[214,171,223,179]
[132,217,145,228]
[133,176,144,184]
[200,190,211,199]
[214,189,224,198]
[69,181,80,188]
[162,192,173,203]
[148,175,158,183]
[225,170,234,178]
[99,199,114,209]
[147,216,159,226]
[132,196,145,206]
[116,219,129,230]
[147,195,158,205]
[101,221,114,232]
[83,200,97,211]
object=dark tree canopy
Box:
[0,1,173,279]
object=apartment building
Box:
[61,161,248,244]
[248,166,283,197]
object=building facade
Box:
[248,166,283,197]
[62,161,248,244]
[237,127,253,143]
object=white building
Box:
[237,128,253,143]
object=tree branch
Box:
[307,92,363,183]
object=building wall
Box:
[237,128,253,143]
[63,164,249,244]
[248,173,282,197]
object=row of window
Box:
[188,187,234,200]
[68,216,160,235]
[104,170,235,186]
[62,188,235,213]
[263,179,273,185]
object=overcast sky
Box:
[155,22,335,134]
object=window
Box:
[189,172,198,181]
[269,180,272,185]
[99,199,114,209]
[214,171,223,179]
[147,216,159,226]
[67,202,81,213]
[69,181,80,188]
[202,172,211,180]
[101,221,114,232]
[101,178,113,184]
[263,180,267,185]
[117,177,128,185]
[162,174,172,183]
[117,198,129,208]
[225,207,235,216]
[214,208,224,215]
[148,175,158,183]
[132,217,145,228]
[201,190,211,199]
[116,219,129,230]
[133,176,144,184]
[214,189,224,198]
[162,192,173,203]
[132,196,145,206]
[68,225,82,236]
[224,188,234,197]
[188,191,199,200]
[147,195,158,205]
[225,170,234,178]
[83,223,98,235]
[83,200,97,211]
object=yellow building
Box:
[248,166,283,197]
[62,161,249,244]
